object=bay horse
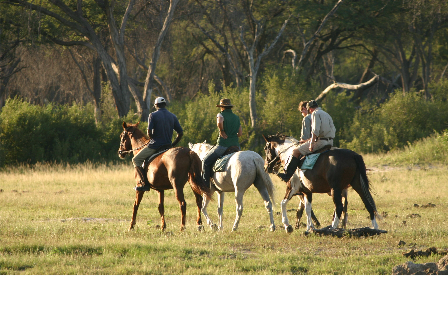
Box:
[189,142,276,232]
[118,122,211,231]
[263,133,379,232]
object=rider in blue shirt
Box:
[132,97,183,191]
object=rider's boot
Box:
[134,166,151,191]
[277,155,300,182]
[202,165,212,189]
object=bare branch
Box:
[297,0,344,69]
[315,75,379,102]
[120,0,136,44]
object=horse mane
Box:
[266,132,298,144]
[126,123,149,141]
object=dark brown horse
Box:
[263,133,379,232]
[118,122,211,231]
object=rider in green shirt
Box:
[202,98,242,188]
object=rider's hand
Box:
[219,130,228,139]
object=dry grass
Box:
[1,162,448,274]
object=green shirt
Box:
[216,109,240,147]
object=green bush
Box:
[0,98,132,166]
[341,87,448,153]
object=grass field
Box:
[1,159,448,275]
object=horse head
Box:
[189,141,213,161]
[118,121,141,159]
[262,133,287,173]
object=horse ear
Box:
[203,140,207,143]
[188,142,193,149]
[262,134,268,142]
[136,121,140,127]
[122,121,127,129]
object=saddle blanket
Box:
[301,153,321,170]
[143,148,170,167]
[213,152,236,172]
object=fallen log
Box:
[304,226,387,238]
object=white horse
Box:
[189,142,277,232]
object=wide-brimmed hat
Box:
[216,98,233,107]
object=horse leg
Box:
[341,188,348,229]
[193,192,204,231]
[331,188,344,229]
[157,190,166,231]
[173,186,187,231]
[202,187,217,231]
[281,184,299,233]
[295,197,305,229]
[296,194,321,229]
[231,190,244,232]
[254,183,275,232]
[129,191,145,231]
[304,193,315,232]
[217,192,225,231]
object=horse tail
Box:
[354,154,380,219]
[254,156,276,207]
[188,150,212,200]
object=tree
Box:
[0,4,27,109]
[240,14,289,129]
[6,0,135,117]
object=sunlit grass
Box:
[1,162,447,274]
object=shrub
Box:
[0,98,133,166]
[341,88,448,153]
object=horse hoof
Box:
[197,225,204,232]
[285,225,293,233]
[210,224,218,231]
[231,227,238,232]
[270,226,276,232]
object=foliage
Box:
[0,98,132,166]
[341,83,448,153]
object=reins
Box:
[119,130,150,155]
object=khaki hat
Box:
[216,98,233,108]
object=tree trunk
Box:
[92,56,102,124]
[142,0,179,121]
[240,18,289,132]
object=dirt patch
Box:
[305,226,387,238]
[393,254,448,275]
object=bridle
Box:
[118,129,150,155]
[264,139,299,171]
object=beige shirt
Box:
[311,107,336,139]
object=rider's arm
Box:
[309,133,318,151]
[217,114,228,139]
[171,131,183,147]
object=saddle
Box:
[143,144,172,167]
[298,144,332,169]
[212,146,240,173]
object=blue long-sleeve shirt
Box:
[147,108,183,149]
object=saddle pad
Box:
[301,153,320,170]
[143,149,170,167]
[213,152,236,172]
